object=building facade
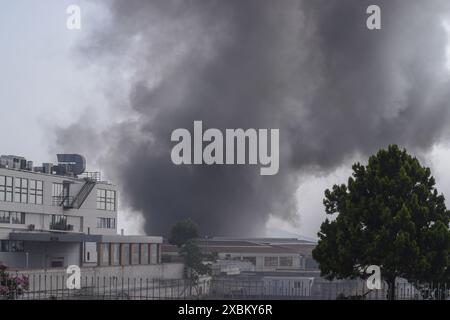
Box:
[0,154,162,269]
[162,237,318,274]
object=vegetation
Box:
[169,219,211,281]
[313,145,450,300]
[169,218,200,248]
[0,264,29,299]
[180,239,211,281]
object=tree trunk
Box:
[388,276,396,300]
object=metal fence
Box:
[1,274,449,300]
[1,274,210,300]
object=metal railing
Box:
[208,279,449,300]
[1,275,210,300]
[79,172,101,182]
[2,274,449,300]
[49,222,74,231]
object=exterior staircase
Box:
[69,179,96,209]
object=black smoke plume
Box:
[56,0,450,236]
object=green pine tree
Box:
[313,145,450,300]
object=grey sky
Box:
[2,1,450,238]
[0,0,145,233]
[0,1,96,163]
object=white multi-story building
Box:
[0,154,162,269]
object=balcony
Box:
[49,221,74,231]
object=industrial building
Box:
[0,154,162,269]
[162,237,318,274]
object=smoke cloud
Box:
[56,0,450,236]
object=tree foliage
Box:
[169,218,200,248]
[312,145,450,297]
[180,239,211,281]
[169,218,210,281]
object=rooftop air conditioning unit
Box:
[28,224,35,231]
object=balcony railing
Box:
[49,222,74,231]
[51,196,74,208]
[79,171,101,181]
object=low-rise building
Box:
[162,237,318,274]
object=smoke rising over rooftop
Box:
[56,0,450,236]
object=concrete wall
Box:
[0,252,27,268]
[1,242,82,269]
[22,241,81,268]
[10,263,184,279]
[2,242,81,269]
[8,263,185,292]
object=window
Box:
[0,176,13,202]
[279,256,294,267]
[97,189,116,211]
[52,183,65,206]
[10,212,25,224]
[10,240,24,252]
[29,180,43,204]
[97,189,106,210]
[0,211,25,224]
[0,211,10,224]
[0,240,24,252]
[97,217,116,229]
[264,256,278,267]
[242,256,257,266]
[51,260,63,268]
[0,240,9,252]
[52,183,63,197]
[106,190,116,211]
[14,178,28,203]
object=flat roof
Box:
[9,232,162,243]
[0,167,115,186]
[215,270,320,280]
[208,237,317,245]
[9,232,101,242]
[102,235,163,244]
[162,243,306,255]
